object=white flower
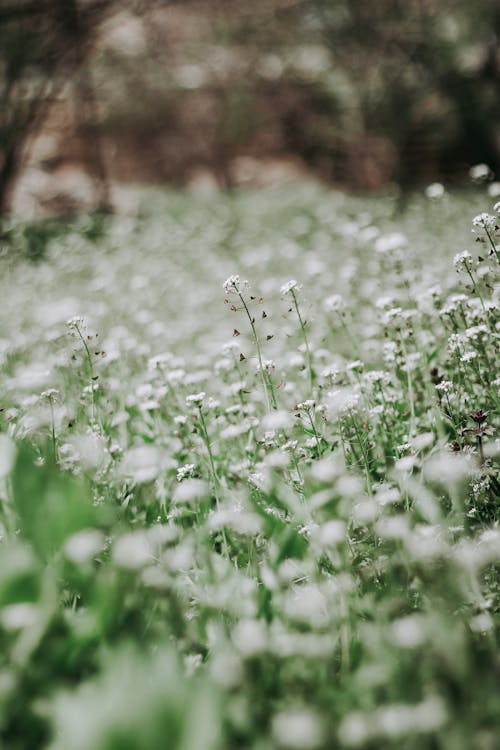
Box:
[472,213,496,232]
[424,452,472,487]
[176,463,195,481]
[69,431,108,471]
[173,478,207,504]
[220,422,251,440]
[41,388,59,400]
[120,445,163,483]
[223,275,249,294]
[316,520,346,547]
[391,615,426,648]
[232,619,268,657]
[435,380,452,393]
[374,232,407,254]
[1,604,39,631]
[425,182,445,200]
[465,324,488,340]
[327,387,361,417]
[113,531,153,570]
[272,708,324,749]
[185,391,205,406]
[64,529,105,564]
[261,410,294,431]
[296,399,315,411]
[0,435,16,480]
[257,359,275,373]
[280,279,302,295]
[469,163,491,182]
[323,293,345,312]
[208,508,263,535]
[453,250,473,270]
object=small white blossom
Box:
[257,359,276,373]
[177,463,195,481]
[453,250,473,270]
[469,163,492,182]
[185,391,205,406]
[296,399,315,411]
[374,232,407,254]
[223,275,249,294]
[472,213,496,232]
[272,708,324,749]
[425,182,445,200]
[435,380,453,393]
[66,315,85,329]
[280,279,302,295]
[323,293,345,312]
[41,388,59,399]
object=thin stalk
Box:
[48,395,58,462]
[483,226,500,264]
[290,288,314,394]
[197,406,229,556]
[400,337,416,436]
[351,417,373,496]
[464,262,487,316]
[307,411,322,454]
[75,323,97,422]
[198,406,221,505]
[238,292,273,411]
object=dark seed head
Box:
[471,409,488,424]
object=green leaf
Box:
[11,442,103,559]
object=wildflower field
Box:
[0,183,499,749]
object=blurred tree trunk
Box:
[0,0,114,216]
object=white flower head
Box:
[425,182,445,200]
[469,163,492,182]
[185,391,205,406]
[66,315,85,329]
[64,529,105,564]
[296,399,315,411]
[177,463,195,481]
[453,250,473,270]
[324,293,345,312]
[272,708,324,749]
[41,388,59,400]
[257,359,276,374]
[327,387,361,417]
[472,213,497,232]
[280,279,302,296]
[223,275,249,295]
[374,232,407,254]
[0,435,16,480]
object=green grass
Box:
[0,183,499,749]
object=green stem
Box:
[400,337,416,436]
[198,406,220,504]
[238,292,272,411]
[291,289,314,394]
[75,323,96,423]
[198,406,230,557]
[49,396,58,462]
[307,411,322,454]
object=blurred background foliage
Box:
[1,0,500,215]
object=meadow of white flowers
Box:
[0,183,498,749]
